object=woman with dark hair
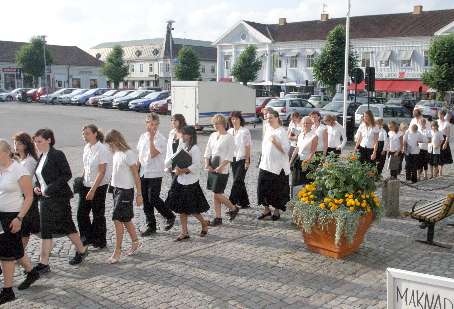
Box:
[33,128,88,275]
[12,132,40,248]
[165,126,210,241]
[309,111,328,156]
[257,110,290,221]
[165,114,187,179]
[77,124,112,249]
[227,111,251,209]
[437,110,453,176]
[324,115,346,155]
[355,110,379,164]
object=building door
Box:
[4,73,16,90]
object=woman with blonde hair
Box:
[355,110,379,164]
[104,130,143,264]
[324,115,346,155]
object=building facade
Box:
[214,5,454,93]
[0,41,106,90]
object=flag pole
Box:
[342,0,351,130]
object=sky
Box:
[1,0,452,50]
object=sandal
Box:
[126,241,143,256]
[175,234,190,241]
[108,253,121,264]
[200,222,208,237]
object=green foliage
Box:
[312,25,358,96]
[15,36,53,87]
[231,45,262,85]
[174,47,201,81]
[101,46,129,89]
[422,34,454,105]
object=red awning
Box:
[348,80,429,93]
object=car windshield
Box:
[127,91,147,98]
[84,89,98,95]
[387,99,401,104]
[50,89,66,95]
[103,90,117,96]
[322,102,343,112]
[72,89,87,95]
[419,100,442,107]
[268,100,286,108]
[309,96,321,101]
[144,92,160,99]
[114,91,131,97]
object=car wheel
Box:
[26,97,32,103]
[6,96,13,101]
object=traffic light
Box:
[365,67,375,92]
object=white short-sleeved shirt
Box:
[388,131,402,153]
[410,117,423,132]
[404,131,423,155]
[418,127,431,151]
[438,119,451,137]
[227,127,252,160]
[83,141,112,187]
[430,131,444,155]
[297,131,317,160]
[137,131,167,178]
[259,126,290,175]
[327,122,346,149]
[175,144,202,186]
[0,161,30,212]
[111,150,137,189]
[312,123,327,152]
[19,155,37,183]
[204,132,235,175]
[288,121,302,147]
[359,125,379,148]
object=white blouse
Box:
[83,141,112,187]
[20,155,37,175]
[164,129,183,169]
[35,151,49,194]
[418,127,432,151]
[259,126,290,175]
[288,121,302,147]
[430,131,444,155]
[388,131,402,153]
[137,131,167,178]
[0,161,29,212]
[111,150,137,190]
[358,125,379,149]
[312,123,327,152]
[175,144,202,186]
[404,131,424,155]
[297,131,317,160]
[327,122,346,149]
[438,119,451,138]
[227,126,252,160]
[204,132,235,175]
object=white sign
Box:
[387,268,454,309]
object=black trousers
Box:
[407,154,419,183]
[141,177,175,230]
[376,141,386,175]
[326,147,341,155]
[77,184,108,247]
[229,159,250,207]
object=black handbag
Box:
[73,177,84,194]
[291,158,304,186]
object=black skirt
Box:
[112,188,134,222]
[39,197,78,239]
[359,146,375,164]
[291,158,311,186]
[21,196,40,237]
[327,147,341,155]
[430,154,441,167]
[165,180,210,214]
[257,169,289,211]
[0,212,24,261]
[207,172,229,194]
[229,159,250,207]
[418,149,429,171]
[440,135,453,165]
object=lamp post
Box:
[166,20,175,89]
[342,0,351,130]
[41,35,47,89]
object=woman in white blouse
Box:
[0,140,39,303]
[164,114,187,179]
[165,126,210,241]
[287,111,302,158]
[355,110,379,164]
[387,121,404,178]
[309,111,328,156]
[257,110,290,221]
[204,114,239,226]
[376,118,389,175]
[437,110,453,175]
[418,118,431,180]
[12,132,40,249]
[323,115,346,155]
[227,111,252,209]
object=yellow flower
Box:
[361,194,366,199]
[349,207,355,212]
[310,195,315,199]
[448,193,454,199]
[338,199,344,204]
[324,197,331,203]
[345,193,349,198]
[355,200,360,207]
[348,194,353,199]
[319,203,326,209]
[365,194,370,199]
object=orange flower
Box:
[351,155,357,161]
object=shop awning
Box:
[348,79,429,93]
[284,51,300,57]
[305,49,316,56]
[398,50,414,61]
[377,50,392,61]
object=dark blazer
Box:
[35,147,73,199]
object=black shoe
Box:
[32,263,50,275]
[141,227,157,237]
[18,269,40,290]
[69,248,89,265]
[240,205,251,209]
[92,242,107,249]
[257,211,272,220]
[272,214,281,221]
[174,234,190,242]
[227,206,240,221]
[209,218,222,226]
[0,288,15,305]
[164,217,176,231]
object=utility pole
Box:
[342,0,351,130]
[166,20,175,89]
[41,35,47,89]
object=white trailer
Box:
[171,81,256,128]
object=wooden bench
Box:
[410,195,454,248]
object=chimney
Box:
[413,5,423,15]
[279,18,287,26]
[321,13,329,21]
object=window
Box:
[139,64,144,72]
[383,107,393,118]
[89,79,98,88]
[149,63,153,72]
[72,78,81,88]
[276,57,282,68]
[211,65,215,74]
[423,50,431,67]
[306,54,315,68]
[289,56,298,68]
[130,64,135,73]
[57,80,63,88]
[400,59,411,68]
[379,59,390,67]
[165,63,170,72]
[289,99,302,107]
[399,50,413,68]
[201,65,206,73]
[361,52,372,67]
[224,59,230,70]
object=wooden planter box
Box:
[302,212,374,259]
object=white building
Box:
[214,5,454,94]
[0,41,106,90]
[90,30,217,90]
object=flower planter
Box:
[301,212,374,259]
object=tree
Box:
[16,36,53,87]
[232,46,262,85]
[312,25,358,96]
[174,47,201,81]
[101,45,129,89]
[422,34,454,105]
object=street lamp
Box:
[166,20,175,88]
[41,35,47,89]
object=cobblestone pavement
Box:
[1,102,454,308]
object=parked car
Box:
[112,90,154,110]
[59,89,88,105]
[98,90,134,108]
[70,88,110,105]
[414,100,445,120]
[319,100,362,140]
[16,89,34,102]
[40,88,77,104]
[0,88,31,102]
[0,89,8,101]
[385,98,417,113]
[308,95,331,108]
[86,89,118,106]
[17,88,46,103]
[255,97,276,120]
[129,91,170,112]
[149,98,171,114]
[284,92,311,100]
[354,104,412,127]
[266,98,316,125]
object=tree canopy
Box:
[174,47,201,81]
[101,45,129,89]
[231,45,262,85]
[16,36,53,87]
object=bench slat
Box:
[414,204,444,216]
[414,199,445,212]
